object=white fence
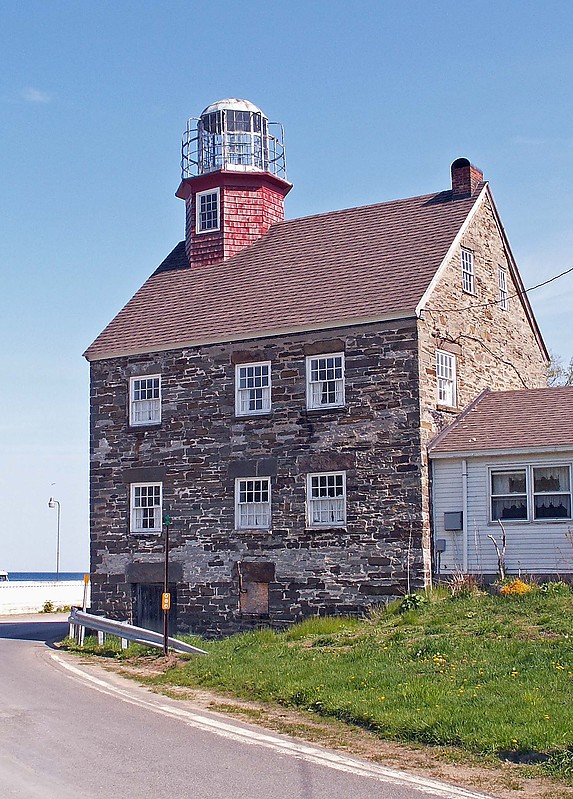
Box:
[0,581,89,615]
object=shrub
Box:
[499,579,532,596]
[42,600,55,613]
[539,581,572,596]
[447,572,482,599]
[399,593,428,613]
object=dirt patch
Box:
[95,657,571,799]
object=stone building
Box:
[85,99,547,636]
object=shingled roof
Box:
[429,387,573,455]
[84,186,485,360]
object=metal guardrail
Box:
[68,608,208,655]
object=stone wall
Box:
[90,319,425,637]
[417,190,548,578]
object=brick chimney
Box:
[451,158,483,199]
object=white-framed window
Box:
[533,465,571,520]
[306,472,346,528]
[196,188,220,233]
[235,362,271,416]
[498,266,508,310]
[130,375,161,426]
[461,248,475,294]
[235,477,271,529]
[436,350,457,407]
[130,483,162,534]
[491,469,528,521]
[306,353,345,410]
[490,465,572,522]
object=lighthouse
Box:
[176,99,292,267]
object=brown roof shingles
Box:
[429,387,573,454]
[85,187,482,360]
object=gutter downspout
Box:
[462,459,468,572]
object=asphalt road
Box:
[0,615,495,799]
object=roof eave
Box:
[84,308,419,362]
[429,444,573,459]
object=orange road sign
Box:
[162,592,171,610]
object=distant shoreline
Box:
[6,572,87,582]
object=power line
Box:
[425,265,573,315]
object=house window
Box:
[130,483,162,533]
[491,469,528,521]
[498,266,508,310]
[436,350,457,407]
[490,465,572,522]
[306,353,345,410]
[461,249,475,294]
[533,466,571,519]
[307,472,346,528]
[196,189,220,232]
[130,375,161,426]
[235,478,271,529]
[235,362,271,415]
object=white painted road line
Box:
[51,653,496,799]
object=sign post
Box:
[82,573,90,612]
[162,513,171,657]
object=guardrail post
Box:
[121,638,128,650]
[97,631,105,645]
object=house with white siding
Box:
[429,387,573,579]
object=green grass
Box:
[65,585,573,784]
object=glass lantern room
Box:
[181,98,286,180]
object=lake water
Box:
[7,572,87,582]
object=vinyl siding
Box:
[432,451,573,576]
[431,458,465,573]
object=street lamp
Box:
[48,497,61,580]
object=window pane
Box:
[534,495,571,519]
[492,497,527,520]
[533,466,570,493]
[491,471,526,495]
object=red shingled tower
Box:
[175,99,292,267]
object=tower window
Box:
[461,248,475,294]
[196,189,220,233]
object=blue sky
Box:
[1,1,572,570]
